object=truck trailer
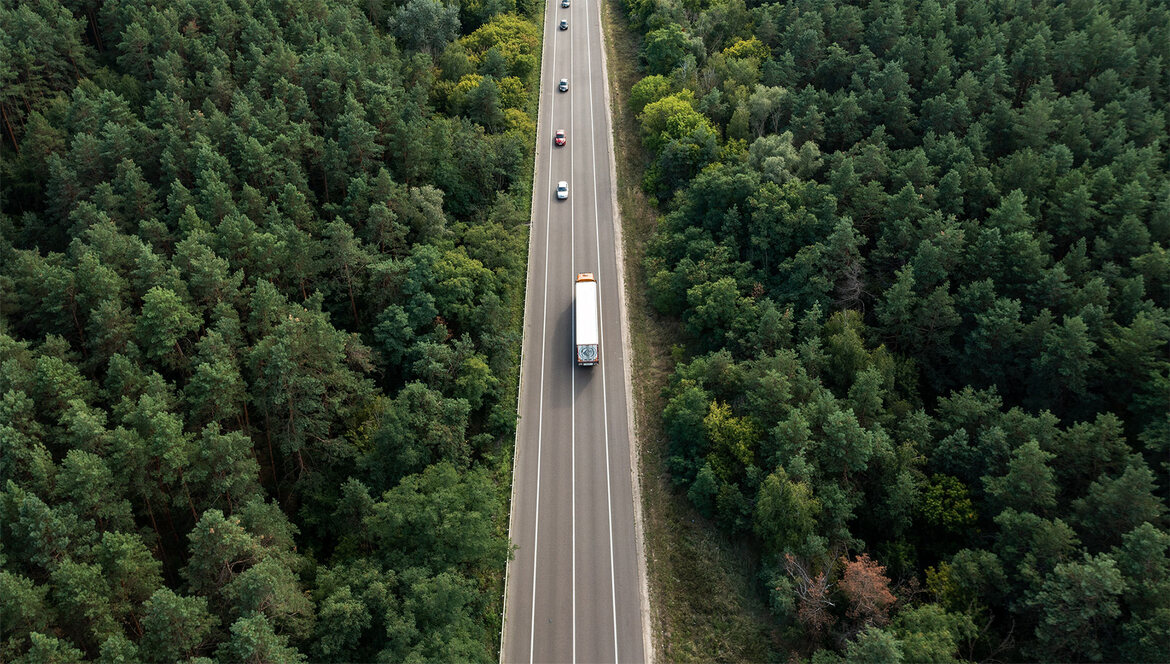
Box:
[575,273,599,366]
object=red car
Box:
[555,129,566,146]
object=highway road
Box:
[501,0,650,662]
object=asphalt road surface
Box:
[500,0,649,662]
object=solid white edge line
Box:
[569,12,577,662]
[594,0,659,659]
[583,2,621,661]
[500,0,549,658]
[528,5,560,662]
[593,0,655,659]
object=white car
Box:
[557,181,568,199]
[558,78,568,92]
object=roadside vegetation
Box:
[616,0,1169,661]
[0,0,541,661]
[600,0,778,660]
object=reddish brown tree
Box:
[839,553,896,628]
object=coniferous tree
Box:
[1,1,536,659]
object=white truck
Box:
[575,273,599,366]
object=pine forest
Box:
[624,0,1169,660]
[2,0,540,660]
[1,0,1169,662]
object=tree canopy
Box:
[624,0,1170,659]
[1,0,539,660]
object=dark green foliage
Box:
[1071,454,1166,550]
[388,0,461,56]
[139,589,217,663]
[215,613,306,664]
[1030,553,1126,662]
[627,0,1170,658]
[365,462,508,575]
[1,0,535,660]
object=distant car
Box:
[558,78,568,92]
[561,0,570,7]
[557,181,569,199]
[555,129,566,146]
[559,18,568,30]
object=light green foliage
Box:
[184,508,272,598]
[685,278,746,349]
[891,604,976,664]
[96,633,139,664]
[1121,607,1170,662]
[247,293,377,466]
[186,424,261,512]
[722,38,769,61]
[48,559,119,649]
[748,132,823,184]
[313,482,504,662]
[382,569,494,663]
[0,389,56,497]
[221,556,314,634]
[460,13,541,86]
[844,626,903,663]
[629,75,673,116]
[639,92,713,153]
[754,468,820,554]
[703,400,758,480]
[55,450,134,531]
[917,474,977,534]
[310,582,374,661]
[0,1,90,139]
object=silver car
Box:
[558,78,568,92]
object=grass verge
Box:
[599,1,781,661]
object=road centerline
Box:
[503,0,647,660]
